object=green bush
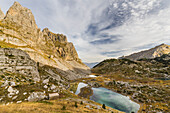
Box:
[61,105,66,110]
[102,104,106,109]
[75,102,78,108]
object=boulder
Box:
[48,93,59,100]
[28,92,46,102]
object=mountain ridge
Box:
[121,43,170,61]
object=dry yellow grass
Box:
[0,99,124,113]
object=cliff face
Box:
[42,28,81,61]
[0,8,4,20]
[2,2,38,39]
[0,2,90,80]
[0,48,39,81]
[123,44,170,61]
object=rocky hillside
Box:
[0,2,90,80]
[91,53,170,112]
[0,47,70,103]
[0,48,39,81]
[0,48,121,113]
[122,44,170,61]
[92,54,170,80]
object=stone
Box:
[28,92,46,102]
[50,84,56,90]
[12,96,18,100]
[8,93,13,98]
[23,92,27,95]
[43,85,48,89]
[48,93,59,100]
[10,81,16,86]
[16,101,22,104]
[43,79,49,84]
[1,80,9,87]
[86,105,91,109]
[7,86,14,93]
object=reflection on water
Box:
[76,82,140,113]
[91,87,140,113]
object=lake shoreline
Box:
[76,82,140,113]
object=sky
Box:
[0,0,170,63]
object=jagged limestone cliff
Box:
[123,44,170,61]
[0,8,4,20]
[0,1,88,104]
[0,2,90,80]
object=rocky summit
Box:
[122,44,170,61]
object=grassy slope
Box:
[0,99,124,113]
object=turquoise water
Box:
[76,83,140,113]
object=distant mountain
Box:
[92,53,170,79]
[121,44,170,61]
[84,62,99,68]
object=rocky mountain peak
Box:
[0,1,90,80]
[42,28,68,43]
[13,1,22,7]
[2,1,38,35]
[152,43,170,57]
[123,44,170,61]
[0,8,4,20]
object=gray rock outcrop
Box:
[28,92,46,102]
[0,48,39,81]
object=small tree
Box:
[75,102,78,108]
[102,104,106,109]
[61,105,66,110]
